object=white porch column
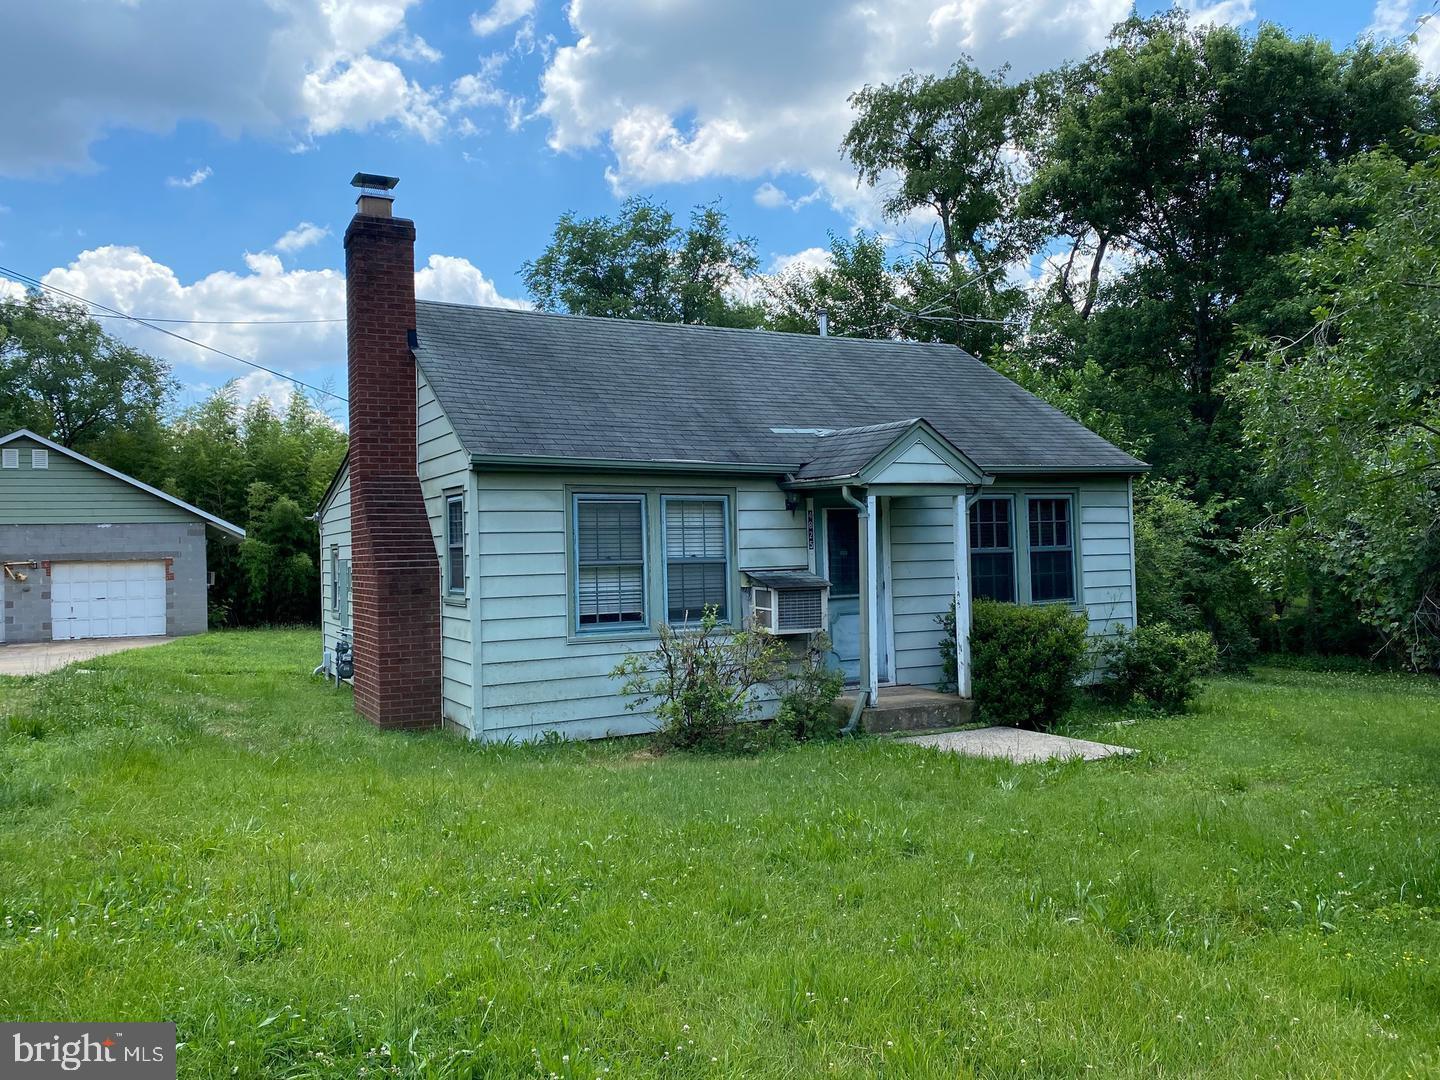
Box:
[953,492,972,699]
[865,492,880,705]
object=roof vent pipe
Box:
[818,311,828,337]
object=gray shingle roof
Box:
[413,302,1147,475]
[791,419,923,481]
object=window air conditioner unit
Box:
[742,569,830,636]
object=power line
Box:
[0,265,346,404]
[88,314,343,325]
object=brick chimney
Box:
[344,173,441,730]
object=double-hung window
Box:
[574,494,647,630]
[1027,496,1076,603]
[969,497,1016,602]
[663,496,730,623]
[445,493,466,596]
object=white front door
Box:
[51,561,167,640]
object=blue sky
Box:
[0,0,1427,415]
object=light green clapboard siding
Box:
[473,469,807,741]
[314,372,476,733]
[417,368,475,732]
[886,479,1138,689]
[318,464,351,659]
[0,437,195,526]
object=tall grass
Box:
[1,631,1437,1077]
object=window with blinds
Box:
[969,496,1016,602]
[575,495,647,629]
[1027,496,1076,603]
[445,493,465,595]
[663,496,730,623]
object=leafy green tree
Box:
[1021,14,1429,491]
[844,60,1034,281]
[1231,143,1440,668]
[764,232,905,338]
[523,197,763,326]
[0,295,172,448]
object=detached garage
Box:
[0,429,245,645]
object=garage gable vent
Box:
[1,449,16,468]
[31,448,47,469]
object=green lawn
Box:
[1,631,1438,1078]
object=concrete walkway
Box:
[900,726,1135,763]
[0,636,173,676]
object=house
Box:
[0,429,244,644]
[318,175,1147,740]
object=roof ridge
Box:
[415,299,968,350]
[815,418,921,438]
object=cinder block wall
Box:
[0,522,207,643]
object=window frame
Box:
[660,493,733,627]
[967,494,1017,603]
[444,491,466,599]
[571,492,650,636]
[1023,493,1078,605]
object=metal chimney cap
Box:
[351,172,399,191]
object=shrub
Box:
[774,633,846,743]
[612,607,788,751]
[939,599,1089,729]
[1095,623,1218,712]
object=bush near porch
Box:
[2,631,1439,1077]
[939,599,1090,728]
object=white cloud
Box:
[166,166,212,189]
[273,222,331,255]
[538,0,1130,212]
[1175,0,1256,27]
[301,54,445,140]
[0,279,28,303]
[1366,1,1440,74]
[1368,0,1414,38]
[471,0,535,37]
[414,254,530,309]
[754,181,824,212]
[34,244,523,398]
[0,0,451,176]
[383,32,442,63]
[754,183,790,210]
[767,247,834,277]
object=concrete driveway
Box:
[0,636,173,676]
[900,726,1135,763]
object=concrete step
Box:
[835,686,974,734]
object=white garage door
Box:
[51,561,167,641]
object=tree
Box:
[764,232,905,338]
[522,197,763,326]
[0,294,172,449]
[844,60,1034,283]
[1231,143,1440,669]
[1021,14,1429,489]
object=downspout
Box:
[839,484,868,736]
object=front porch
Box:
[785,418,981,710]
[835,685,974,733]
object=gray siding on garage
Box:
[472,469,807,742]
